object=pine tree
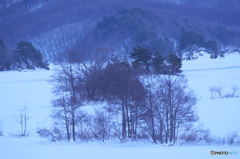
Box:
[152,51,164,74]
[14,42,48,70]
[166,52,182,74]
[130,45,152,71]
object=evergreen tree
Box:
[166,52,182,74]
[130,45,182,75]
[130,45,152,71]
[152,51,164,74]
[14,42,49,70]
[0,38,6,71]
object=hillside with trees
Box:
[0,0,239,62]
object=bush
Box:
[37,127,66,142]
[179,128,214,145]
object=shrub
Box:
[179,128,214,145]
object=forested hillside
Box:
[0,0,240,61]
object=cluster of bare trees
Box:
[212,131,240,146]
[37,49,198,144]
[209,84,239,100]
[140,74,198,144]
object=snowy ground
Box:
[0,53,240,159]
[0,136,239,159]
[182,53,240,137]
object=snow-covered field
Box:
[0,53,240,159]
[0,136,239,159]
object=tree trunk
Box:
[168,75,174,143]
[66,120,70,141]
[122,104,126,138]
[160,118,163,144]
[126,103,130,138]
[149,89,156,143]
[24,116,27,135]
[165,102,169,144]
[72,113,75,141]
[134,104,138,137]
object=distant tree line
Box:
[37,46,202,145]
[0,38,49,71]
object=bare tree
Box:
[209,86,217,100]
[12,104,31,136]
[231,84,239,97]
[209,84,225,99]
[78,48,110,101]
[92,109,109,142]
[215,84,225,98]
[140,74,158,144]
[75,110,92,141]
[51,96,71,141]
[162,75,198,144]
[227,131,238,145]
[50,49,84,141]
[141,74,198,144]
